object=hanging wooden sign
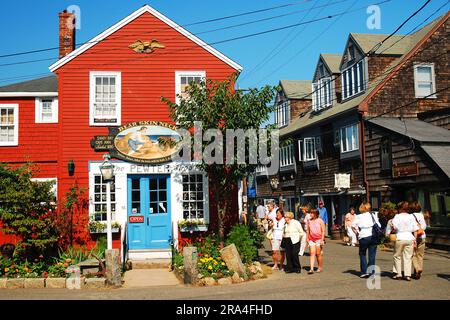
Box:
[392,162,419,178]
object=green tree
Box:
[0,163,58,259]
[162,74,276,243]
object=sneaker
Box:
[271,265,279,270]
[346,243,351,246]
[360,274,370,278]
[405,276,411,281]
[308,270,314,275]
[351,243,356,247]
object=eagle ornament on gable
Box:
[128,39,165,54]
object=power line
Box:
[0,1,314,59]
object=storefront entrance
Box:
[127,175,171,250]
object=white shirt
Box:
[256,205,266,219]
[351,212,381,240]
[412,212,427,239]
[283,219,305,244]
[272,218,286,240]
[267,208,277,222]
[392,213,419,241]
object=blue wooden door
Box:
[127,175,171,250]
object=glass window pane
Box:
[159,178,166,190]
[150,179,157,190]
[150,191,157,202]
[159,191,167,201]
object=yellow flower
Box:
[204,254,209,258]
[4,268,9,272]
[208,265,213,270]
[221,262,225,266]
[214,261,218,265]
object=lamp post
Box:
[99,153,114,250]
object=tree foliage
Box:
[0,163,58,259]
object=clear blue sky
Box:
[0,0,448,89]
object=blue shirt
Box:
[318,207,328,224]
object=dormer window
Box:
[347,44,355,61]
[275,100,290,128]
[312,78,332,111]
[342,59,365,100]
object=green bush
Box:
[225,224,261,263]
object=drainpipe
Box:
[359,112,370,203]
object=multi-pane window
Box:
[312,78,332,111]
[304,137,317,161]
[149,178,167,214]
[35,98,58,123]
[92,175,116,222]
[275,100,290,127]
[90,72,121,125]
[380,137,392,171]
[182,173,206,220]
[414,64,436,98]
[340,124,359,153]
[342,60,365,100]
[0,104,18,146]
[175,71,205,104]
[280,144,295,167]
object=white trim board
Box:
[49,5,243,72]
[0,92,58,97]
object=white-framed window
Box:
[280,144,295,167]
[340,124,359,153]
[175,71,206,104]
[0,104,18,146]
[91,175,116,222]
[182,173,208,221]
[342,60,365,100]
[312,77,332,111]
[298,137,317,161]
[414,63,436,98]
[89,71,121,126]
[35,98,58,123]
[275,100,290,127]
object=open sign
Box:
[129,216,144,223]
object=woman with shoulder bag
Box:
[411,202,427,280]
[351,202,381,278]
[391,201,419,281]
[282,211,305,273]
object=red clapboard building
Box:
[0,5,242,260]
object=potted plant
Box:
[88,219,120,234]
[330,224,343,240]
[178,219,208,232]
[378,202,398,228]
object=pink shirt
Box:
[308,218,323,241]
[345,213,356,228]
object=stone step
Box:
[128,259,171,269]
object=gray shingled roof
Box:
[280,13,447,137]
[368,118,450,143]
[320,54,342,74]
[421,145,450,179]
[279,80,311,100]
[350,33,410,55]
[0,75,57,92]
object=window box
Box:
[89,227,120,234]
[179,225,208,232]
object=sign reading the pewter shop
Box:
[91,121,182,164]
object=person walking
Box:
[351,202,381,278]
[345,207,357,246]
[410,201,427,280]
[390,201,419,281]
[282,211,305,273]
[318,201,328,237]
[306,209,325,274]
[299,206,310,256]
[270,209,286,270]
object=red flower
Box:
[198,253,203,257]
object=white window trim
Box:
[275,100,290,127]
[35,97,58,123]
[89,71,122,126]
[181,171,209,223]
[175,71,206,105]
[90,174,116,222]
[342,58,366,101]
[280,144,294,167]
[0,104,19,146]
[340,124,359,153]
[303,137,317,161]
[312,78,332,111]
[413,63,436,98]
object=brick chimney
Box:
[59,10,76,58]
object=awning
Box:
[421,145,450,179]
[347,190,366,195]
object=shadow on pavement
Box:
[342,269,393,278]
[436,274,450,281]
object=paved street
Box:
[1,240,449,300]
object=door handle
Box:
[147,217,149,226]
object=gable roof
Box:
[320,54,342,74]
[279,80,311,100]
[49,5,242,72]
[350,33,410,56]
[421,145,450,179]
[0,75,57,97]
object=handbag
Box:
[280,237,288,249]
[412,214,425,237]
[265,229,273,240]
[370,212,384,244]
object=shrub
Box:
[225,224,261,263]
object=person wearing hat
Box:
[317,201,329,237]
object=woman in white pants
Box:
[391,201,418,281]
[345,207,357,246]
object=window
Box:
[92,175,116,221]
[340,124,359,153]
[275,100,290,127]
[380,137,392,171]
[342,60,365,100]
[182,173,207,220]
[90,71,121,126]
[280,144,295,167]
[0,104,18,146]
[312,78,332,111]
[298,137,317,161]
[35,98,58,123]
[175,71,205,104]
[414,64,436,98]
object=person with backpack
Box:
[390,201,419,281]
[351,202,381,278]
